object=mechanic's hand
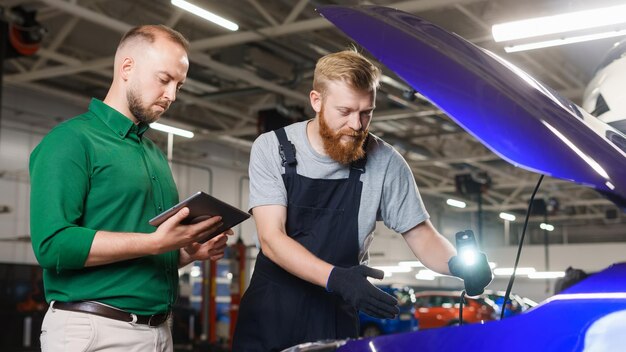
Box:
[152,207,224,254]
[179,229,234,266]
[326,265,399,319]
[448,252,493,296]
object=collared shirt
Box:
[30,99,179,315]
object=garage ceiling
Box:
[2,0,624,243]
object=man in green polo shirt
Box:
[29,25,230,351]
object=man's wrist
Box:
[326,266,336,292]
[178,248,192,268]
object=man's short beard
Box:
[318,106,368,165]
[127,87,161,125]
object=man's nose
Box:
[163,84,177,102]
[347,112,362,131]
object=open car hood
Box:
[318,5,626,209]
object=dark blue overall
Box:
[232,128,366,351]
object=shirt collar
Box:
[89,98,150,139]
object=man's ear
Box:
[310,90,322,113]
[120,57,134,81]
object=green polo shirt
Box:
[30,99,179,315]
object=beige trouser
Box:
[40,304,173,352]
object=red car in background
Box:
[413,291,496,329]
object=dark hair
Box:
[119,24,189,52]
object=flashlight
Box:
[449,230,493,297]
[456,231,478,266]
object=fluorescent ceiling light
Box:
[415,272,436,281]
[398,261,424,267]
[499,212,516,221]
[150,122,194,138]
[504,29,626,52]
[373,266,412,273]
[171,0,238,31]
[415,269,447,281]
[528,271,565,279]
[446,199,467,208]
[492,4,626,42]
[540,223,555,231]
[493,267,536,276]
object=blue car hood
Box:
[319,5,626,209]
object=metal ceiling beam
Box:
[6,57,112,83]
[247,0,279,26]
[32,16,79,71]
[283,0,309,25]
[39,0,132,31]
[189,0,486,51]
[188,51,308,103]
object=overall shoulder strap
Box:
[274,128,297,173]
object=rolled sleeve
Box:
[30,126,97,271]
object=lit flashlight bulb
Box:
[460,248,477,266]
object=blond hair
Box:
[313,49,381,97]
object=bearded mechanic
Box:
[232,49,492,351]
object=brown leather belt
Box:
[53,301,169,327]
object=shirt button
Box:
[118,131,123,136]
[152,175,157,180]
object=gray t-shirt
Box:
[248,120,429,261]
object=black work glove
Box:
[326,265,399,319]
[448,252,493,296]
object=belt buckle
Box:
[148,312,167,327]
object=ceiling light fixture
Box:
[528,271,565,279]
[150,122,194,138]
[499,212,516,221]
[493,4,626,42]
[446,198,467,208]
[171,0,238,31]
[540,223,555,231]
[415,269,445,281]
[398,261,424,267]
[493,4,626,52]
[415,272,436,281]
[373,266,412,273]
[493,267,536,276]
[504,29,626,53]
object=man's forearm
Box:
[260,232,334,288]
[84,230,158,267]
[403,220,456,275]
